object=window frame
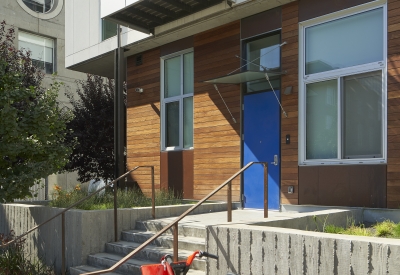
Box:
[17,0,62,19]
[298,1,387,166]
[160,48,194,151]
[242,30,282,94]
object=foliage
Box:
[63,74,124,183]
[49,184,182,210]
[374,220,395,237]
[324,224,344,234]
[341,224,372,237]
[0,21,72,202]
[0,231,55,275]
[372,220,400,238]
[319,218,400,238]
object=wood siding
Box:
[387,0,400,208]
[126,48,161,195]
[241,7,281,40]
[193,21,241,201]
[281,2,299,205]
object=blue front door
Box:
[243,91,280,210]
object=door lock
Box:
[271,155,279,166]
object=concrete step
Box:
[86,252,153,275]
[69,265,121,275]
[121,229,205,251]
[105,241,205,271]
[135,220,205,238]
[70,264,205,275]
[84,252,205,275]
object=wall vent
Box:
[136,54,143,66]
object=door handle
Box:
[271,155,279,166]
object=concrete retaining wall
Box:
[0,202,229,274]
[206,209,400,275]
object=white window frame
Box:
[161,48,194,151]
[298,0,387,166]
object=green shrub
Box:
[393,223,400,238]
[49,184,182,210]
[342,225,373,237]
[0,231,55,275]
[324,224,344,234]
[374,220,396,237]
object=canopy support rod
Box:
[264,72,288,118]
[235,53,288,118]
[228,41,287,76]
[214,84,237,123]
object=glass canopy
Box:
[203,70,284,84]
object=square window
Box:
[161,50,194,150]
[18,31,54,74]
[300,5,386,164]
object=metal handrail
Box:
[0,165,155,275]
[81,161,268,275]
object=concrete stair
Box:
[70,219,207,275]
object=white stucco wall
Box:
[65,0,150,69]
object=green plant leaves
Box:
[0,21,72,202]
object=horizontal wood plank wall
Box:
[387,0,400,208]
[193,21,241,201]
[126,48,161,195]
[281,2,299,205]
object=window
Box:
[18,31,54,74]
[102,19,118,41]
[22,0,54,13]
[161,50,194,150]
[244,33,281,93]
[299,5,386,164]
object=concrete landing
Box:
[146,208,312,228]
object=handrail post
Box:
[114,183,118,242]
[173,223,178,262]
[227,181,232,222]
[264,163,268,218]
[62,213,66,275]
[151,166,155,219]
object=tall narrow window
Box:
[300,6,386,164]
[102,19,117,41]
[19,31,54,74]
[162,51,194,150]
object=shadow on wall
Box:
[207,226,239,275]
[0,204,11,237]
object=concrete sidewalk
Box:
[148,208,309,228]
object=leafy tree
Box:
[0,21,72,202]
[64,74,122,183]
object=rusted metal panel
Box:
[299,165,387,208]
[160,36,194,57]
[299,0,374,22]
[241,7,281,40]
[160,150,194,199]
[182,150,194,199]
[298,166,319,205]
